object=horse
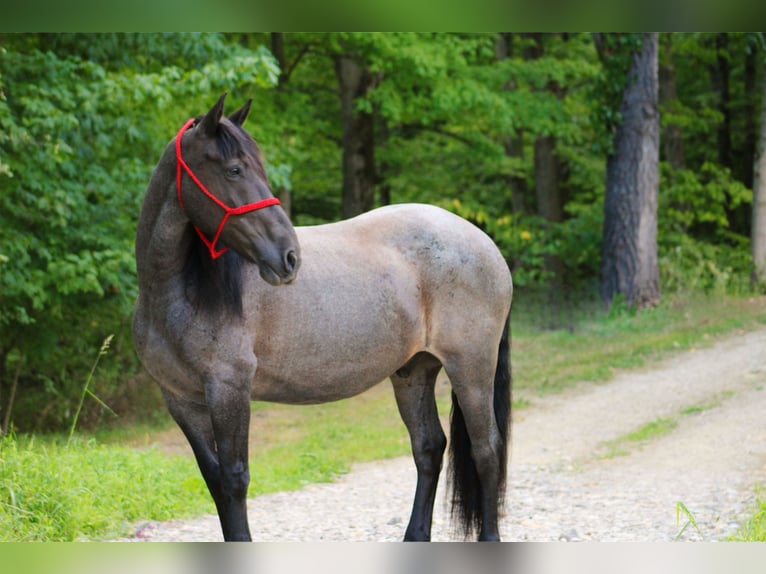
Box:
[132,94,513,542]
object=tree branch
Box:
[401,123,476,146]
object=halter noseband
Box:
[175,118,281,259]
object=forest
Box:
[1,32,764,433]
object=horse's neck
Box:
[135,148,192,292]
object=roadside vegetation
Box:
[729,494,766,541]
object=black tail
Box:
[448,312,511,538]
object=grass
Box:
[6,291,766,541]
[0,434,212,541]
[729,491,766,541]
[245,391,421,495]
[597,417,679,459]
[679,390,735,416]
[511,291,766,398]
[596,390,738,460]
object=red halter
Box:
[175,118,281,259]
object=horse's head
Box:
[176,93,300,286]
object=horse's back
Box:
[305,203,508,278]
[299,203,512,346]
[340,203,513,309]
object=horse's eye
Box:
[226,166,242,178]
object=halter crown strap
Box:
[175,118,280,259]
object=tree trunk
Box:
[534,134,565,263]
[497,33,528,215]
[377,111,391,207]
[334,55,377,219]
[528,34,567,315]
[2,357,21,436]
[534,134,564,222]
[601,33,660,310]
[270,32,291,220]
[278,188,292,221]
[744,41,757,190]
[751,57,766,285]
[270,33,286,90]
[715,33,732,170]
[659,34,685,170]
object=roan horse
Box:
[132,94,513,541]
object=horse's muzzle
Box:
[257,246,300,286]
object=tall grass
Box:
[0,435,212,541]
[729,495,766,541]
[68,334,116,444]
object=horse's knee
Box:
[413,433,447,475]
[470,442,501,482]
[221,460,250,499]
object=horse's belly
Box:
[250,368,391,405]
[250,318,417,404]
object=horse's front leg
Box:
[204,377,253,541]
[161,388,223,506]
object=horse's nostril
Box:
[284,250,298,273]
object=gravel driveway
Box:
[114,327,766,542]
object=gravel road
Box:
[114,327,766,542]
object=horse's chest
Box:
[134,301,256,399]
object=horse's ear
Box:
[198,93,227,137]
[228,99,252,127]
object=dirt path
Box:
[116,327,766,542]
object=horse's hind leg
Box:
[391,354,446,541]
[444,358,504,541]
[162,386,252,541]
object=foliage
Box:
[0,32,763,431]
[660,162,752,236]
[658,162,753,294]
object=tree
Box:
[335,52,380,219]
[659,34,686,171]
[496,33,528,215]
[752,41,766,285]
[713,33,733,171]
[597,33,661,309]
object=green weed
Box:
[68,334,117,445]
[597,417,678,459]
[729,491,766,541]
[0,435,211,541]
[675,501,703,540]
[680,391,734,416]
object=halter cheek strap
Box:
[175,118,281,259]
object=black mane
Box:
[183,238,244,318]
